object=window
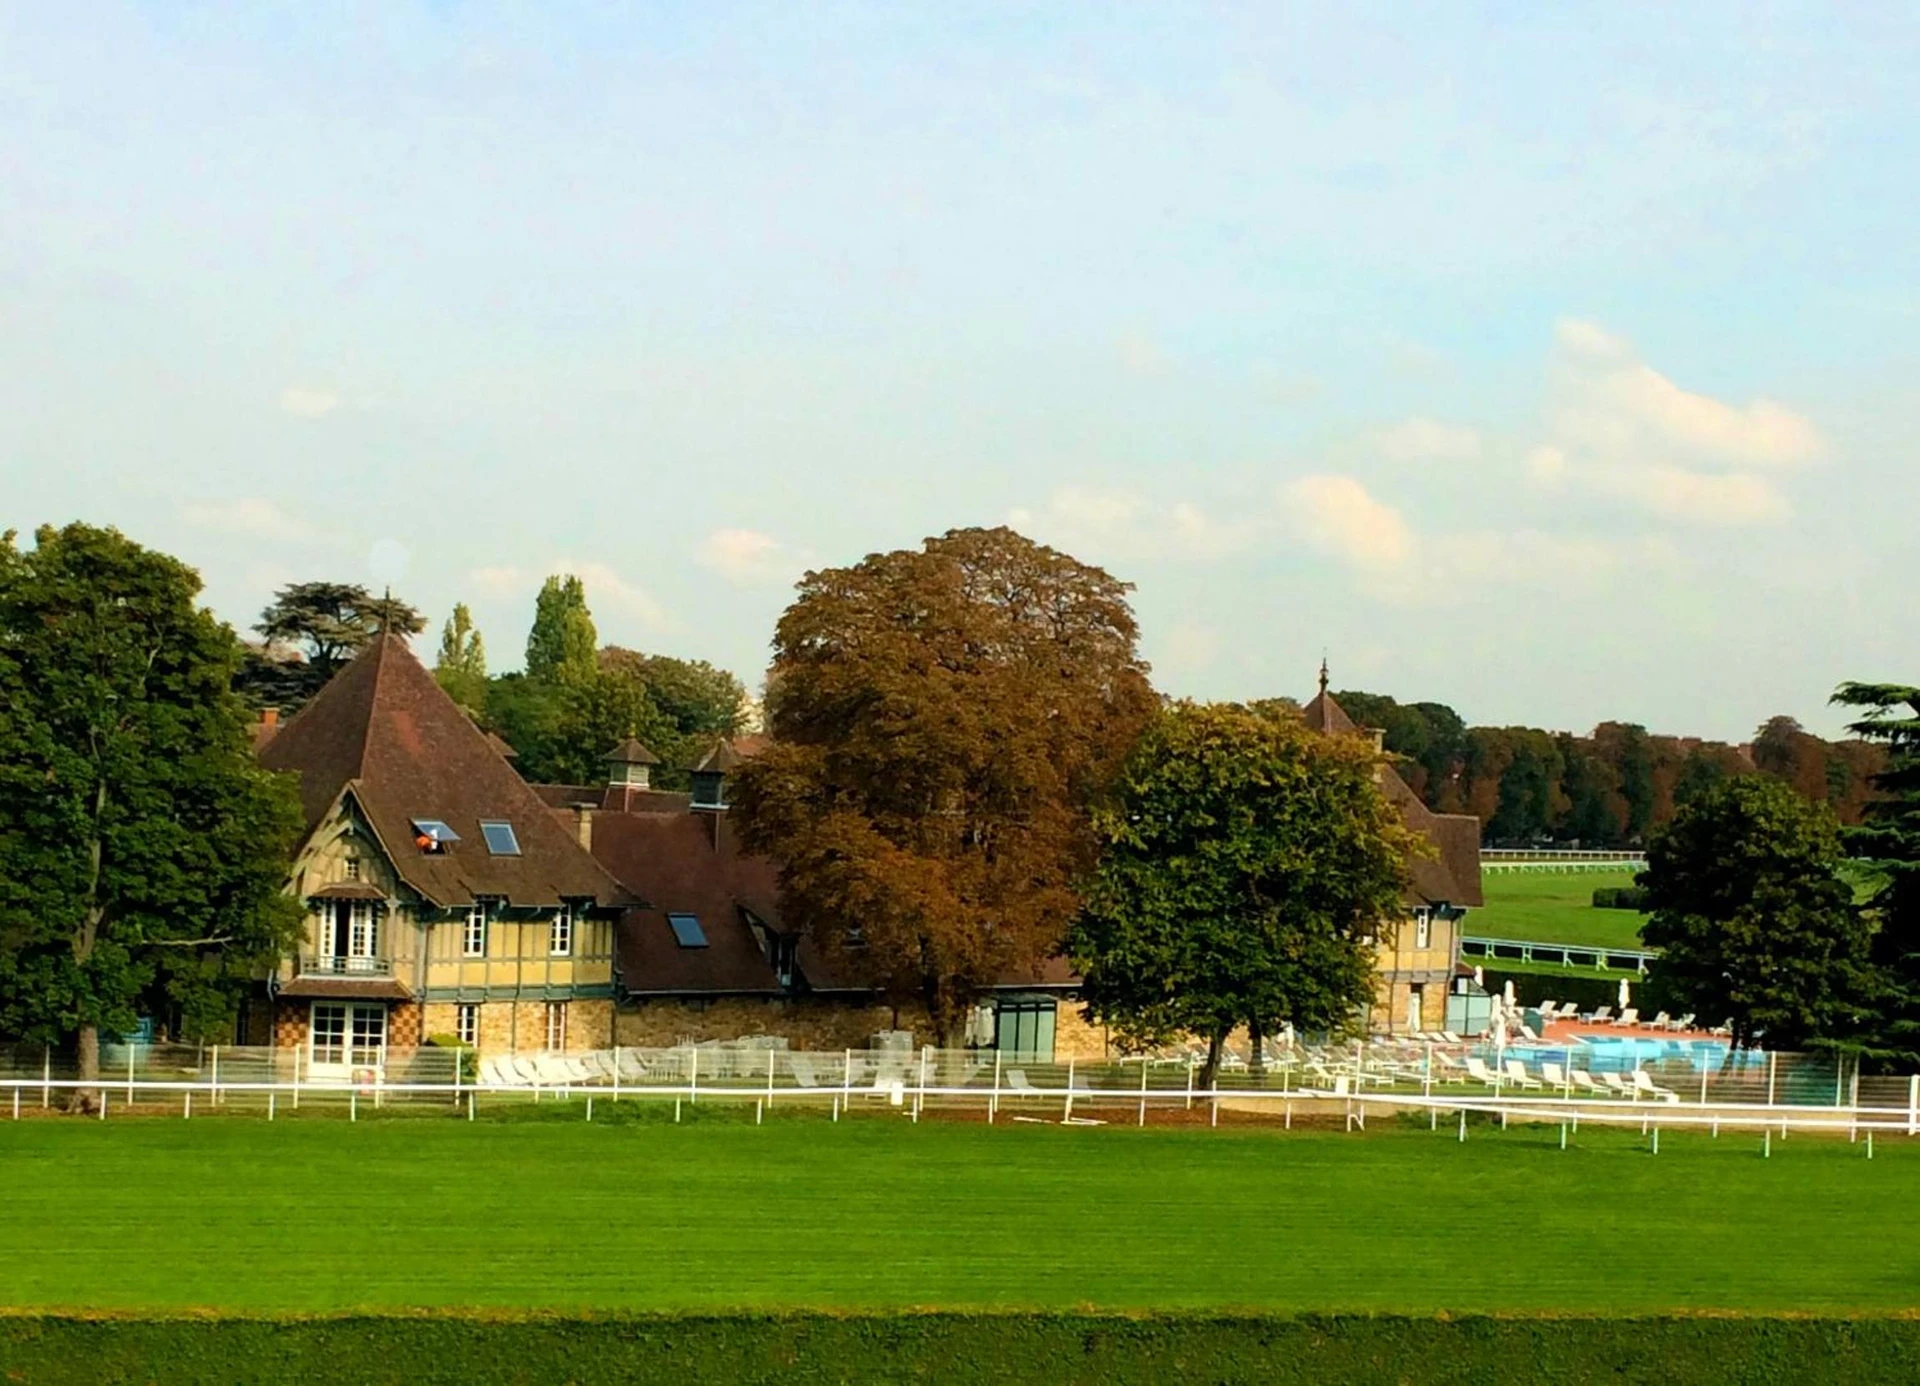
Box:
[311,1004,347,1065]
[349,1006,386,1066]
[456,1003,478,1047]
[348,902,377,960]
[689,770,726,810]
[479,821,521,856]
[545,1001,567,1052]
[549,902,575,957]
[994,999,1058,1061]
[667,912,708,948]
[463,902,489,957]
[411,819,460,854]
[1414,908,1432,951]
[344,856,361,881]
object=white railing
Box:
[4,1041,1913,1142]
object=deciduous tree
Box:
[0,525,305,1102]
[525,575,597,685]
[1833,681,1920,1064]
[1639,777,1869,1052]
[434,602,488,711]
[1068,702,1415,1086]
[731,527,1154,1044]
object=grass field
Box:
[3,1111,1919,1315]
[1470,869,1646,949]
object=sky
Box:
[3,3,1916,741]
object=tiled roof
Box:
[276,975,414,1001]
[258,636,634,911]
[1303,683,1484,909]
[606,738,659,765]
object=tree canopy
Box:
[732,526,1155,1042]
[1068,701,1414,1083]
[0,525,305,1092]
[1832,681,1920,1064]
[525,575,597,686]
[243,580,425,710]
[433,603,488,711]
[1639,776,1869,1052]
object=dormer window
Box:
[479,821,521,856]
[412,819,460,854]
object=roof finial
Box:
[1318,653,1329,696]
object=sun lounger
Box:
[1632,1070,1679,1103]
[1464,1056,1503,1089]
[1503,1060,1543,1091]
[1557,1003,1582,1021]
[478,1056,514,1088]
[1648,1011,1672,1030]
[1671,1013,1696,1032]
[1615,1008,1639,1028]
[1584,1005,1613,1025]
[1004,1068,1036,1093]
[1431,1053,1469,1084]
[1599,1071,1633,1097]
[1542,1062,1569,1090]
[1570,1070,1605,1096]
[1537,1000,1558,1020]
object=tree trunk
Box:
[1249,1018,1266,1076]
[70,1023,100,1114]
[1197,1028,1227,1091]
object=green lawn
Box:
[1469,869,1647,949]
[3,1112,1918,1314]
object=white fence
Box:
[3,1039,1917,1142]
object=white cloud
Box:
[697,528,793,587]
[180,497,302,540]
[1010,487,1248,560]
[1373,417,1482,463]
[1282,474,1413,574]
[279,387,340,419]
[1531,319,1822,526]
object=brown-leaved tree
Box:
[732,527,1155,1044]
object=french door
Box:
[309,1002,388,1075]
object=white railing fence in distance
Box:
[5,1038,1920,1141]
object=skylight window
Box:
[411,819,460,854]
[667,913,708,949]
[479,821,521,856]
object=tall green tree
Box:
[732,526,1154,1044]
[433,602,488,711]
[243,580,425,710]
[0,525,305,1099]
[1639,777,1870,1052]
[525,575,597,685]
[1069,702,1414,1085]
[1832,681,1920,1063]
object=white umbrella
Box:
[1618,976,1632,1009]
[1503,979,1516,1007]
[1473,965,1485,989]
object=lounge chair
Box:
[1537,1000,1559,1020]
[1464,1057,1503,1089]
[1670,1013,1696,1032]
[1557,1002,1582,1022]
[1599,1071,1633,1097]
[1569,1069,1605,1097]
[1584,1005,1613,1025]
[1708,1019,1733,1037]
[1004,1068,1036,1093]
[1615,1008,1639,1028]
[1503,1060,1544,1091]
[1647,1011,1672,1030]
[1431,1053,1470,1085]
[1632,1070,1679,1103]
[1542,1062,1569,1091]
[478,1056,514,1088]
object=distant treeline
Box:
[1334,690,1885,847]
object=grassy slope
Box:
[1469,870,1646,949]
[3,1115,1918,1314]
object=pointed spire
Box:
[1318,655,1329,697]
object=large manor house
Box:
[248,637,1482,1077]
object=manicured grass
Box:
[1471,869,1646,949]
[2,1112,1918,1314]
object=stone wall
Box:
[420,998,614,1054]
[611,993,1113,1060]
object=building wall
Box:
[611,993,1111,1059]
[420,998,614,1055]
[1369,909,1460,1034]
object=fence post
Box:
[1424,1041,1433,1101]
[1908,1074,1916,1137]
[990,1049,1001,1124]
[127,1043,136,1108]
[689,1046,698,1106]
[99,1091,107,1121]
[914,1046,928,1123]
[42,1046,50,1109]
[840,1048,851,1122]
[611,1046,620,1104]
[1767,1050,1777,1107]
[1186,1057,1195,1111]
[1835,1054,1845,1109]
[1063,1058,1076,1123]
[292,1044,301,1111]
[767,1048,776,1110]
[453,1048,462,1109]
[12,1085,18,1120]
[211,1045,220,1107]
[1138,1059,1148,1128]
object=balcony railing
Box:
[299,954,394,977]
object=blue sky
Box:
[3,3,1915,739]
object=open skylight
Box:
[479,820,521,856]
[411,819,460,853]
[667,913,708,948]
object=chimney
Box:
[572,804,595,851]
[262,708,279,729]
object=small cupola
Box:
[604,738,659,792]
[689,739,744,811]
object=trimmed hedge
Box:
[4,1314,1920,1385]
[1592,885,1651,910]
